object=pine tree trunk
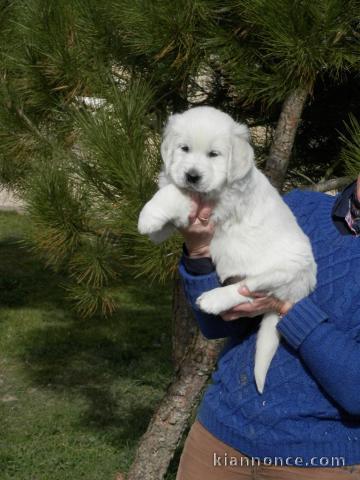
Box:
[125,281,224,480]
[171,276,198,367]
[265,88,308,190]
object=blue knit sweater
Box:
[179,189,360,466]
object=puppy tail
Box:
[254,312,281,394]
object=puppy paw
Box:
[196,288,230,315]
[138,203,170,235]
[196,287,253,315]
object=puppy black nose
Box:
[186,169,201,184]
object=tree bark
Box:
[171,276,198,367]
[265,88,309,191]
[124,280,224,480]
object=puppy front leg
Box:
[196,283,253,315]
[148,223,176,244]
[138,184,192,241]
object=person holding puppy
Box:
[176,175,360,479]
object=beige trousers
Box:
[176,420,360,480]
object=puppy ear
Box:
[160,114,180,172]
[228,122,254,183]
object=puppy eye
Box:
[208,150,219,158]
[181,145,190,153]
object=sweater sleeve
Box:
[277,296,360,416]
[178,257,258,340]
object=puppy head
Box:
[160,106,254,195]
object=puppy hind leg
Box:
[254,313,280,394]
[196,283,253,315]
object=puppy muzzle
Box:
[185,169,201,185]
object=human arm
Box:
[227,285,360,415]
[179,258,259,340]
[226,287,360,414]
[277,296,360,416]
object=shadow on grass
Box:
[0,234,174,453]
[0,236,172,310]
[0,237,67,309]
[20,314,172,445]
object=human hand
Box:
[178,193,215,258]
[220,286,293,320]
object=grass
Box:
[0,211,176,480]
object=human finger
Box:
[221,308,259,320]
[227,302,261,314]
[197,200,215,223]
[221,312,243,320]
[220,301,262,320]
[188,193,201,223]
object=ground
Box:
[0,211,179,480]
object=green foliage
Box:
[340,114,360,178]
[16,75,182,317]
[3,0,109,101]
[26,167,86,267]
[0,0,109,187]
[24,161,124,317]
[104,0,210,95]
[202,0,360,106]
[75,80,158,202]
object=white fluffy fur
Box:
[138,106,317,393]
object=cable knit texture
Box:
[179,189,360,466]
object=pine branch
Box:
[301,176,353,192]
[15,108,48,143]
[340,114,360,177]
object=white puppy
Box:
[138,106,317,393]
